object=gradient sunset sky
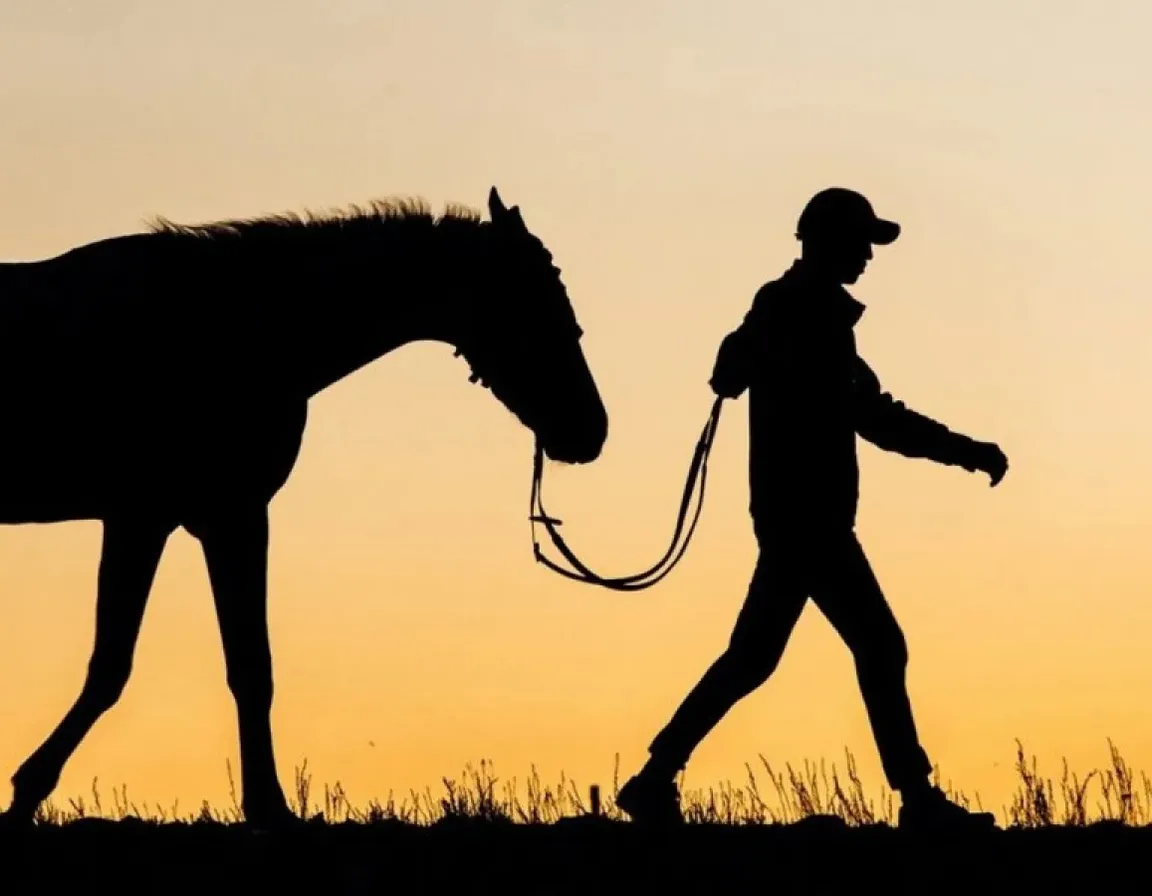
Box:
[1,0,1151,819]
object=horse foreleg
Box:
[2,518,171,823]
[190,504,293,829]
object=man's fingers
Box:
[989,455,1008,487]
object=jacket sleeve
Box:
[708,293,766,399]
[709,325,754,398]
[852,355,981,468]
[709,288,833,403]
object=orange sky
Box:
[1,0,1151,820]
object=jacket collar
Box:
[781,258,866,327]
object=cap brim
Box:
[870,218,900,245]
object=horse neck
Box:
[285,226,482,399]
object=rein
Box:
[529,397,725,591]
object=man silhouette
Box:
[616,187,1008,830]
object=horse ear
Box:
[488,187,508,219]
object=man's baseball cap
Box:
[795,187,900,245]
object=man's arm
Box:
[853,356,1008,485]
[710,287,840,411]
[708,289,774,399]
[709,325,754,399]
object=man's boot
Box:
[615,765,683,827]
[898,785,997,832]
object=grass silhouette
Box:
[7,740,1152,892]
[21,738,1152,829]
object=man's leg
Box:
[808,531,995,828]
[617,540,809,822]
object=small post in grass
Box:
[590,784,601,818]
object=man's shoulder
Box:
[746,274,811,328]
[752,271,795,301]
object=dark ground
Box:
[5,816,1152,894]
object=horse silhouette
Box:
[0,187,608,828]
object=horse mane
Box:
[144,197,485,244]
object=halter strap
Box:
[529,397,724,591]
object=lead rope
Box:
[529,397,725,591]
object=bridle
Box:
[456,316,726,593]
[528,395,724,591]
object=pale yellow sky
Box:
[1,0,1151,818]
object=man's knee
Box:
[850,620,909,675]
[719,639,784,693]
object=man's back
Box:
[713,260,868,533]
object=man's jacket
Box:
[711,259,983,534]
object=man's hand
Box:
[709,369,747,400]
[709,329,752,400]
[962,441,1009,487]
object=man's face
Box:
[802,228,877,285]
[823,232,874,285]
